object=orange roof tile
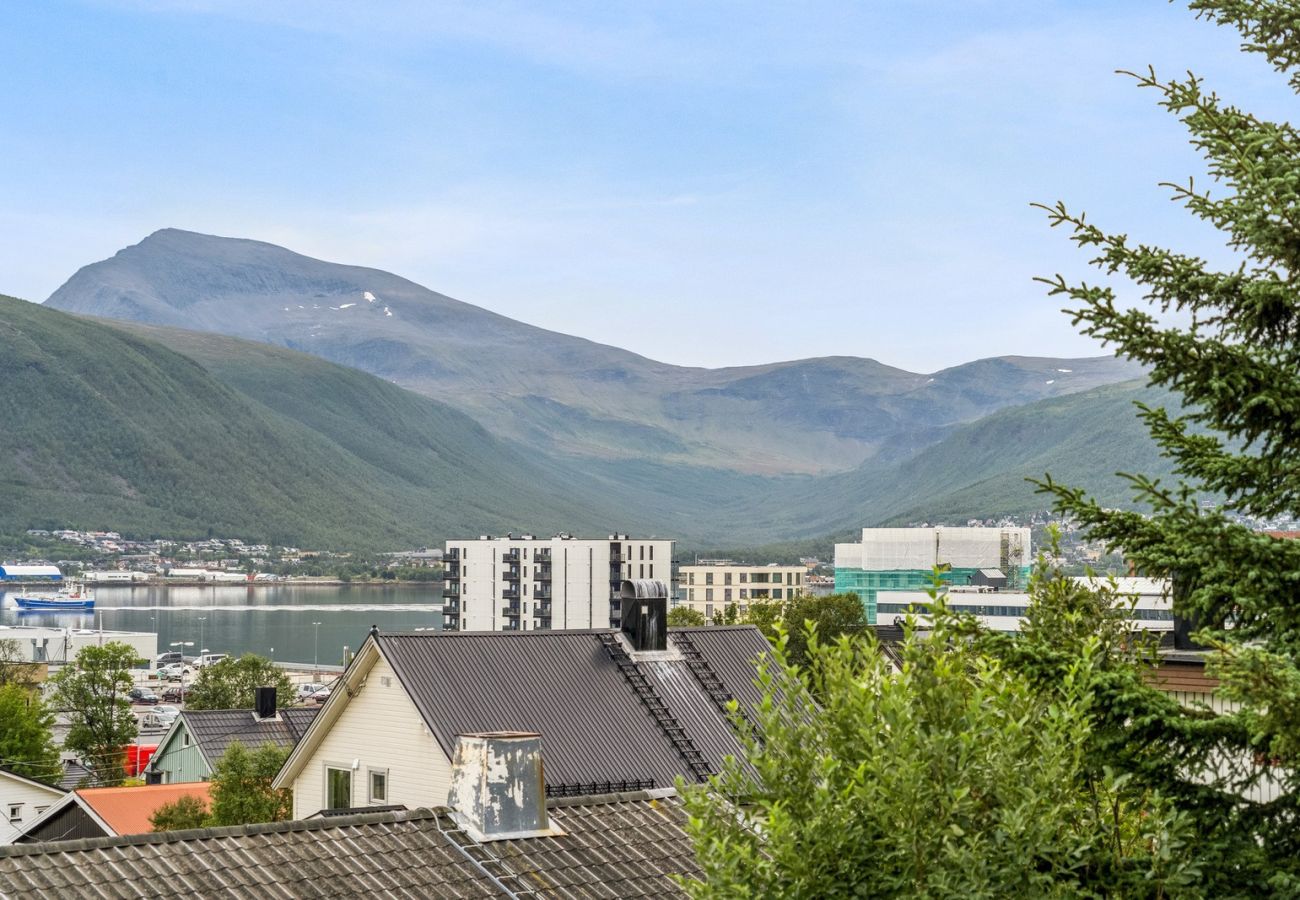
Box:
[76,783,211,836]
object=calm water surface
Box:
[0,584,444,665]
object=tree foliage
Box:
[0,639,39,688]
[184,654,294,711]
[746,593,866,669]
[206,742,292,827]
[48,641,140,786]
[149,793,210,832]
[0,684,60,784]
[1031,0,1300,891]
[681,603,1199,898]
[667,606,706,627]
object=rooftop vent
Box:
[620,580,669,652]
[446,732,561,841]
[254,686,277,720]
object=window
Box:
[724,588,732,602]
[648,564,653,578]
[649,545,654,560]
[326,766,352,809]
[705,588,714,602]
[34,806,47,815]
[688,572,695,585]
[640,546,645,560]
[8,804,21,824]
[689,589,695,602]
[739,572,748,583]
[724,572,732,585]
[740,589,748,599]
[705,604,714,617]
[183,731,190,748]
[774,589,783,599]
[640,564,644,578]
[705,573,714,586]
[369,769,388,803]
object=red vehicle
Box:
[124,744,158,777]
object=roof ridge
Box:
[0,807,446,858]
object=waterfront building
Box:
[677,561,804,621]
[0,625,157,669]
[875,577,1173,632]
[441,533,674,631]
[834,526,1031,623]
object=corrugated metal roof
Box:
[376,627,774,793]
[379,631,694,791]
[0,791,702,898]
[182,706,320,766]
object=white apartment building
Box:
[441,533,674,632]
[677,562,804,621]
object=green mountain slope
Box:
[46,229,1145,476]
[0,296,632,547]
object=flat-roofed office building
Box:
[677,561,804,622]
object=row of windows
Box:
[876,602,1174,621]
[687,570,801,586]
[688,587,784,602]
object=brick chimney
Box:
[445,732,562,841]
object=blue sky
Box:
[1,1,1291,371]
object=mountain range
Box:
[0,229,1176,549]
[48,229,1145,477]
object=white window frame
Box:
[368,767,389,804]
[325,763,353,810]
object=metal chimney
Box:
[620,579,669,652]
[445,732,561,841]
[254,686,277,720]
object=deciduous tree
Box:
[667,606,706,627]
[0,684,60,784]
[48,642,140,786]
[149,793,209,832]
[184,654,293,711]
[206,742,292,826]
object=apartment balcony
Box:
[441,618,459,631]
[502,603,520,617]
[445,548,460,561]
[533,550,552,562]
[442,599,460,613]
[533,586,552,601]
[534,602,552,616]
[444,564,460,580]
[609,552,626,564]
[442,582,460,597]
[502,550,520,564]
[502,587,520,601]
[503,567,520,583]
[535,564,552,582]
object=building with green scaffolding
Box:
[834,527,1031,624]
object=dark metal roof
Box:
[376,626,772,791]
[667,626,773,710]
[0,791,701,898]
[180,706,320,766]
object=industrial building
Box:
[0,625,157,668]
[441,533,674,631]
[834,526,1031,623]
[677,561,804,621]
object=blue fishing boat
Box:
[14,583,94,611]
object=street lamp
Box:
[197,617,206,657]
[312,622,322,676]
[170,640,194,705]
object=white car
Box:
[157,663,193,681]
[195,653,228,668]
[296,683,330,703]
[140,708,178,731]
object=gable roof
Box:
[280,625,772,795]
[21,783,214,840]
[0,765,66,798]
[166,706,320,769]
[0,790,702,898]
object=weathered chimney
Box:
[620,579,669,652]
[445,732,559,841]
[254,686,277,720]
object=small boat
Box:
[14,583,95,611]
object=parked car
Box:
[140,708,178,731]
[157,663,194,681]
[195,653,228,668]
[128,687,160,705]
[155,651,184,667]
[296,683,329,703]
[154,705,181,720]
[160,686,186,703]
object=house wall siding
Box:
[0,777,64,845]
[291,653,451,819]
[151,726,211,784]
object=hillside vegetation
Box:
[0,296,630,547]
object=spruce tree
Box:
[1036,1,1300,890]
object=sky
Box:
[0,1,1293,372]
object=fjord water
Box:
[0,584,444,665]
